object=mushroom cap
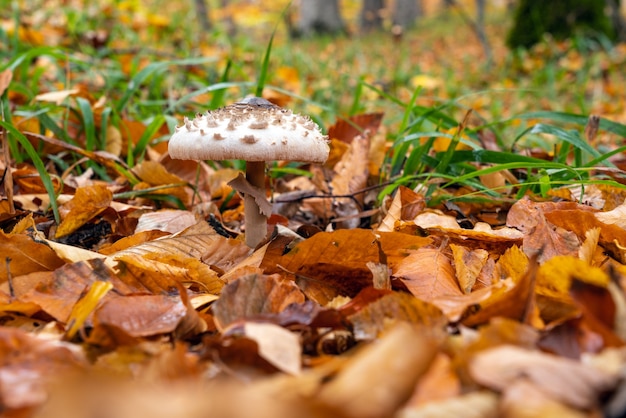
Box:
[168,97,329,163]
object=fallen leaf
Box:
[393,247,462,301]
[134,210,199,234]
[348,292,447,340]
[0,231,65,282]
[451,244,489,294]
[93,294,191,338]
[241,322,301,375]
[0,327,86,410]
[0,68,12,96]
[212,273,305,330]
[469,345,618,410]
[398,391,499,418]
[56,184,113,238]
[317,322,438,418]
[506,198,580,262]
[262,229,381,299]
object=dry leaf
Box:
[262,229,381,298]
[93,294,191,338]
[56,184,113,238]
[348,292,448,340]
[34,88,80,104]
[469,345,618,409]
[398,391,499,418]
[0,68,12,96]
[0,231,65,282]
[393,247,462,301]
[0,327,86,410]
[451,244,489,294]
[242,322,301,375]
[134,210,199,234]
[212,273,305,330]
[317,322,438,418]
[506,198,580,262]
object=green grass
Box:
[2,1,626,222]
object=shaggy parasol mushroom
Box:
[168,97,329,248]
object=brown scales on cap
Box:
[169,97,328,162]
[168,97,330,248]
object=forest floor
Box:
[2,1,626,417]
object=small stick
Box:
[6,257,14,298]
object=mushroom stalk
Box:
[244,161,267,248]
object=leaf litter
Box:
[3,3,626,418]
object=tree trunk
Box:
[361,0,385,32]
[476,0,485,26]
[392,0,421,30]
[193,0,211,32]
[606,0,626,42]
[298,0,346,36]
[507,0,617,49]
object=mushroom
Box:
[168,97,329,248]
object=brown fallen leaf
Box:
[261,229,381,299]
[500,379,589,418]
[506,197,580,262]
[0,327,86,410]
[93,294,193,338]
[241,321,302,375]
[348,291,448,340]
[328,133,370,229]
[397,391,499,418]
[377,186,426,232]
[393,247,462,301]
[469,344,618,410]
[0,230,65,283]
[404,353,461,408]
[19,260,117,323]
[131,160,189,206]
[212,273,305,330]
[451,244,489,294]
[56,184,112,238]
[317,322,438,418]
[134,209,199,234]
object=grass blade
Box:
[0,121,60,223]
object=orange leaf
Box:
[393,247,461,301]
[348,292,447,340]
[261,229,381,299]
[56,184,112,238]
[0,231,65,282]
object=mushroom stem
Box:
[244,161,268,248]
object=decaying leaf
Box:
[212,273,305,330]
[450,244,489,294]
[393,247,462,301]
[0,327,86,410]
[506,198,581,262]
[348,291,448,340]
[262,229,381,299]
[241,322,301,375]
[56,184,112,238]
[317,322,438,418]
[469,345,618,410]
[0,230,65,282]
[134,210,199,234]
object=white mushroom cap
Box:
[168,97,329,163]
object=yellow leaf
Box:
[66,280,113,339]
[451,244,489,294]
